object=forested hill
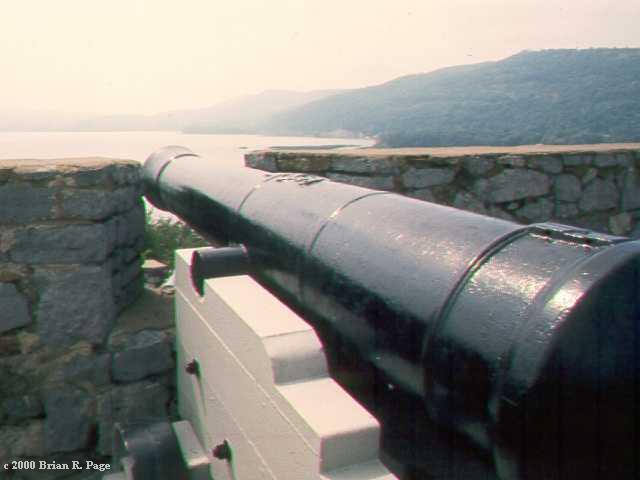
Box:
[264,49,640,147]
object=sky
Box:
[1,0,639,116]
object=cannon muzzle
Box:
[144,146,639,479]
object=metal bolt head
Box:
[185,359,199,375]
[212,440,232,461]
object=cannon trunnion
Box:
[144,146,639,479]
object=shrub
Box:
[143,211,208,269]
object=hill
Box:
[264,49,640,146]
[72,89,342,133]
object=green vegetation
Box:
[143,214,208,269]
[265,48,640,147]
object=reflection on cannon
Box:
[143,145,639,480]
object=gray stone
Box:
[120,203,146,246]
[43,387,93,453]
[0,282,31,334]
[0,421,45,459]
[35,265,115,346]
[276,155,331,172]
[609,212,632,235]
[1,394,43,423]
[482,169,551,203]
[402,167,455,189]
[43,350,111,387]
[0,184,56,224]
[593,153,619,167]
[579,178,619,213]
[96,381,169,455]
[326,173,394,191]
[111,163,142,186]
[527,155,563,174]
[497,155,526,168]
[115,274,144,313]
[582,168,599,185]
[112,330,173,382]
[331,156,398,174]
[487,206,517,222]
[462,156,493,176]
[113,186,142,214]
[10,224,111,264]
[555,203,579,219]
[563,154,592,166]
[245,153,277,172]
[405,188,435,202]
[452,191,487,215]
[516,198,554,222]
[621,167,640,210]
[118,258,142,287]
[61,189,119,220]
[553,174,582,202]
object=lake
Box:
[0,131,374,221]
[0,131,373,166]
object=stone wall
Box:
[247,145,640,236]
[0,159,175,477]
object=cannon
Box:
[142,146,639,479]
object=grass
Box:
[143,211,208,269]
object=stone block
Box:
[96,381,169,455]
[277,156,331,172]
[246,153,278,172]
[0,282,31,334]
[553,174,582,202]
[43,387,93,453]
[487,206,517,222]
[326,173,395,191]
[41,348,111,387]
[120,202,146,246]
[115,274,144,313]
[111,163,142,187]
[0,421,45,459]
[331,156,398,175]
[1,394,43,424]
[482,169,550,203]
[555,203,579,219]
[579,178,619,213]
[527,155,563,174]
[582,168,598,185]
[452,191,487,215]
[112,330,173,382]
[10,224,111,264]
[621,167,640,210]
[0,184,56,224]
[563,154,592,166]
[592,152,632,167]
[462,156,494,176]
[405,188,435,202]
[60,189,120,220]
[497,155,526,168]
[609,212,632,235]
[516,198,554,222]
[401,167,455,189]
[34,265,115,346]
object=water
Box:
[0,131,374,221]
[0,131,373,166]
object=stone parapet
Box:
[0,159,175,475]
[246,144,640,236]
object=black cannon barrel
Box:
[144,146,639,479]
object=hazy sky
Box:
[1,0,638,116]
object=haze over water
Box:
[0,131,372,166]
